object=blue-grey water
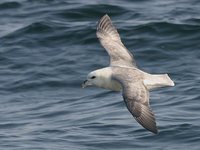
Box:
[0,0,200,149]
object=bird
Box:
[82,14,175,134]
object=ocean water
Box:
[0,0,200,149]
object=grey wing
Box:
[122,82,158,134]
[96,14,137,68]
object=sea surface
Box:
[0,0,200,149]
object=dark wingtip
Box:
[133,104,159,135]
[151,128,159,134]
[99,14,110,24]
[104,14,109,18]
[143,124,158,134]
[103,14,109,18]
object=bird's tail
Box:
[143,74,175,90]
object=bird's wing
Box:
[96,14,137,68]
[122,81,158,134]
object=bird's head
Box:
[82,68,112,89]
[82,70,100,88]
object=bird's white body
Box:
[88,67,174,91]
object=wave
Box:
[0,1,21,9]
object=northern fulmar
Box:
[82,14,175,134]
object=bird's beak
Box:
[82,80,90,88]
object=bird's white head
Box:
[82,67,112,89]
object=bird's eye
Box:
[91,76,96,79]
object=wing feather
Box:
[97,14,136,67]
[122,81,158,134]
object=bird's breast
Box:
[100,78,122,92]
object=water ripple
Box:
[0,0,200,150]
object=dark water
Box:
[0,0,200,149]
